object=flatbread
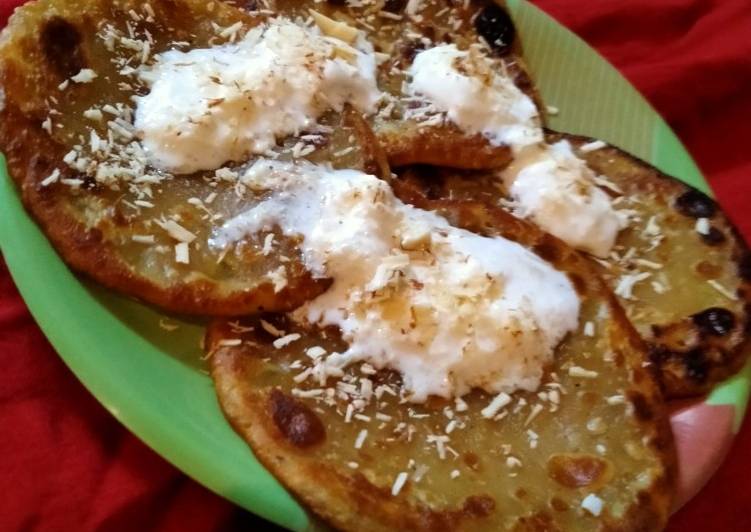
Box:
[0,0,386,315]
[394,132,751,398]
[207,193,676,531]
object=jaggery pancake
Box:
[0,0,402,315]
[206,160,675,531]
[395,133,751,398]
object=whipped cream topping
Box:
[212,161,580,401]
[407,44,623,257]
[502,141,624,258]
[407,44,542,151]
[134,18,381,174]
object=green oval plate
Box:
[1,1,748,530]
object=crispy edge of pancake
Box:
[206,191,676,532]
[546,131,751,399]
[0,0,331,316]
[377,121,513,170]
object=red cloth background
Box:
[1,0,750,530]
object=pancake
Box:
[0,0,391,315]
[207,193,675,532]
[561,133,751,399]
[394,133,751,398]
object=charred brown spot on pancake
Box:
[683,349,710,383]
[463,451,481,471]
[549,497,569,512]
[268,389,325,447]
[692,307,736,337]
[413,494,496,530]
[613,349,626,367]
[701,226,727,246]
[547,453,612,489]
[695,260,722,279]
[675,189,717,219]
[462,494,496,518]
[580,391,599,407]
[414,510,454,532]
[40,17,85,78]
[513,512,561,532]
[627,391,653,421]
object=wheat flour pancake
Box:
[207,194,675,532]
[394,133,751,398]
[0,0,397,315]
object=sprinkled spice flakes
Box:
[253,312,644,496]
[35,9,384,273]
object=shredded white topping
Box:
[568,366,599,379]
[218,339,242,347]
[71,68,98,83]
[155,219,196,243]
[273,333,302,349]
[707,280,738,301]
[581,494,604,516]
[481,392,512,419]
[391,471,408,496]
[174,242,190,264]
[354,429,368,449]
[579,140,607,153]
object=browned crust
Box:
[208,187,676,532]
[547,131,751,399]
[379,121,512,170]
[343,106,392,182]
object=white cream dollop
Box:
[406,43,542,151]
[406,43,623,257]
[502,141,624,258]
[212,160,580,401]
[134,18,381,174]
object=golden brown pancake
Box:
[394,133,751,398]
[0,0,398,315]
[207,193,675,532]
